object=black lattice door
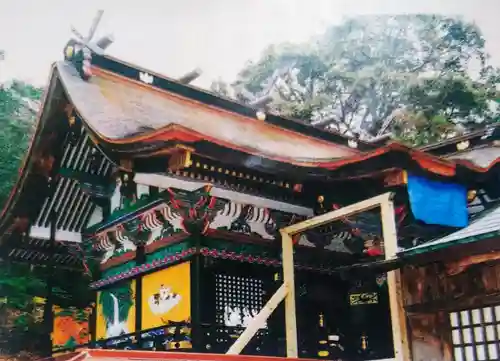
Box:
[198,259,279,355]
[215,273,266,328]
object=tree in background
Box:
[0,78,44,360]
[0,76,92,360]
[212,15,500,145]
[0,80,41,205]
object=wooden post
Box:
[43,209,57,356]
[280,231,298,358]
[381,198,411,361]
[226,283,288,355]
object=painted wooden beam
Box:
[29,226,82,243]
[281,192,391,235]
[226,282,288,355]
[134,173,313,216]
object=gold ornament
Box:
[65,45,74,59]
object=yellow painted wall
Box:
[141,262,191,330]
[96,280,136,340]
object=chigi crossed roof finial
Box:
[63,10,114,80]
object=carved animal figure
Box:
[210,202,275,239]
[116,227,137,252]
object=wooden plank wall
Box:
[401,260,500,361]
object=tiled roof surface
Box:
[401,205,500,255]
[447,146,500,168]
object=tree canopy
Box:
[0,80,41,205]
[212,14,500,145]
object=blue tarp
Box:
[407,174,468,228]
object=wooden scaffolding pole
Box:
[381,200,411,361]
[226,192,409,359]
[281,230,298,357]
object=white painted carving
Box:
[324,232,353,253]
[297,234,316,247]
[245,206,275,239]
[209,202,275,239]
[224,305,242,327]
[141,209,165,245]
[210,202,240,230]
[116,227,137,252]
[139,72,154,84]
[162,204,184,232]
[110,177,122,212]
[223,305,266,328]
[97,233,116,264]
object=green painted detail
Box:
[98,280,134,329]
[146,240,195,263]
[201,237,279,258]
[106,248,134,264]
[85,191,163,235]
[101,261,136,280]
[401,230,500,256]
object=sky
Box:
[1,0,500,88]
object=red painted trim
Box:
[100,251,136,271]
[90,66,362,157]
[73,348,310,361]
[144,233,189,254]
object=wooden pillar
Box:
[89,294,97,348]
[280,231,298,358]
[190,237,202,351]
[381,198,410,361]
[43,209,57,356]
[135,244,145,347]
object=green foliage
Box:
[0,80,41,206]
[217,15,500,145]
[0,264,45,312]
[98,281,134,324]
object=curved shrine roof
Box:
[55,58,500,177]
[57,61,360,164]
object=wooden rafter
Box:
[227,192,410,360]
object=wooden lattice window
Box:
[450,306,500,361]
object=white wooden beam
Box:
[29,226,82,243]
[134,173,313,216]
[226,283,288,355]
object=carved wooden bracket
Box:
[168,146,193,172]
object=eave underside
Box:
[0,77,114,265]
